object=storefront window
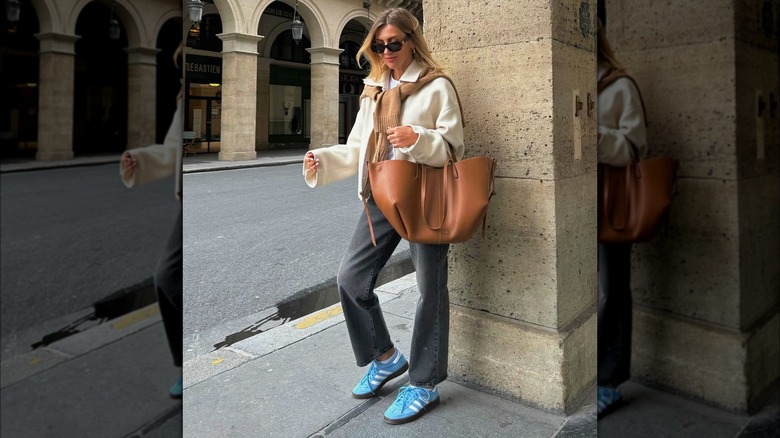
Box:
[186,83,221,153]
[269,85,303,136]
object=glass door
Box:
[186,83,221,153]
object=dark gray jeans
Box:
[597,242,632,388]
[337,197,449,388]
[155,207,182,367]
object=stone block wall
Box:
[605,0,779,413]
[424,0,599,414]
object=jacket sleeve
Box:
[302,97,368,188]
[398,78,465,167]
[597,78,647,166]
[120,98,182,188]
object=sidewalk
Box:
[3,151,777,437]
[0,303,182,437]
[182,149,308,173]
[182,272,595,438]
[180,270,779,437]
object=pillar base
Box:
[632,305,780,414]
[218,151,257,161]
[449,304,596,415]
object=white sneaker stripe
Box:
[409,404,420,413]
[370,380,382,385]
[413,400,424,408]
[376,370,391,376]
[392,353,400,364]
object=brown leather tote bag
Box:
[597,69,679,244]
[364,146,496,245]
[598,157,678,243]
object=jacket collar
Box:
[363,60,426,88]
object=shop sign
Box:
[185,55,222,82]
[264,6,295,20]
[339,72,364,95]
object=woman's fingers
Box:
[386,126,417,148]
[305,154,319,173]
[122,153,136,170]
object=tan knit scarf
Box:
[360,69,463,163]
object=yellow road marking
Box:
[29,357,41,366]
[212,357,224,366]
[295,305,343,329]
[111,306,160,330]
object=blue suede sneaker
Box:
[383,385,440,424]
[352,349,409,399]
[597,386,623,418]
[169,376,183,399]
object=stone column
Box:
[423,1,598,414]
[35,33,80,160]
[606,0,779,413]
[217,32,262,161]
[126,47,160,149]
[307,47,342,149]
[256,56,270,151]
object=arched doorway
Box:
[338,19,370,143]
[261,0,312,149]
[268,29,311,147]
[0,0,39,158]
[73,1,129,155]
[184,13,223,153]
[156,18,183,143]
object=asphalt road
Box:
[0,164,180,342]
[182,163,409,336]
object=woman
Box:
[120,47,184,399]
[302,8,463,425]
[596,20,647,418]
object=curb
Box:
[0,156,121,174]
[2,155,304,175]
[182,158,303,174]
[182,251,415,389]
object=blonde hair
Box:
[597,20,624,70]
[356,8,443,81]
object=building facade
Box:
[0,0,181,160]
[181,0,421,159]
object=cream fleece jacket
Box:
[597,65,648,166]
[302,60,465,198]
[120,97,183,200]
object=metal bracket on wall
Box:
[575,94,583,117]
[573,90,583,160]
[587,92,595,117]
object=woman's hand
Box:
[122,151,137,176]
[386,126,419,148]
[304,151,319,175]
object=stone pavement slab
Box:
[597,380,749,438]
[0,322,180,438]
[321,378,565,438]
[183,313,414,438]
[129,407,183,438]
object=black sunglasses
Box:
[370,34,411,54]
